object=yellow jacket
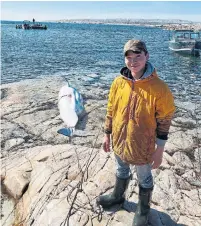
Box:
[105,70,175,165]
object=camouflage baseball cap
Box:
[124,40,148,55]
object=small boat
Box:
[16,24,22,29]
[22,21,32,30]
[169,29,201,56]
[16,20,47,30]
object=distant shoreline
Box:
[52,19,201,31]
[2,19,201,31]
[61,22,201,31]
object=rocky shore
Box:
[1,76,201,226]
[55,19,201,31]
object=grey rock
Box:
[4,138,25,151]
[3,170,30,199]
[1,76,201,226]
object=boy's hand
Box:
[151,146,164,169]
[103,134,111,152]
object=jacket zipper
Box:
[127,81,135,121]
[122,81,135,153]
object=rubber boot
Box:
[96,176,129,208]
[132,185,153,226]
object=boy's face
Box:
[125,50,149,75]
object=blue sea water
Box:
[1,20,201,103]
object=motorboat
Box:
[169,29,201,56]
[16,20,47,30]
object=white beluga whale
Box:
[57,82,84,137]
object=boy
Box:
[97,40,175,226]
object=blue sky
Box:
[2,1,201,22]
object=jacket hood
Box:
[120,62,155,81]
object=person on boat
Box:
[33,18,35,23]
[96,40,175,226]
